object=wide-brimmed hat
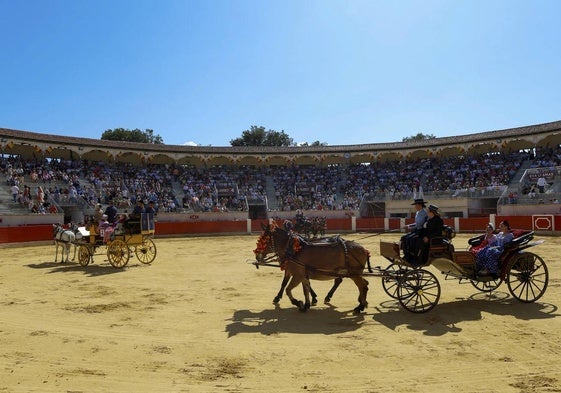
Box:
[428,204,439,214]
[411,198,427,206]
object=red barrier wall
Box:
[155,220,247,235]
[0,225,53,243]
[458,217,490,232]
[355,217,386,231]
[251,219,270,232]
[1,215,558,244]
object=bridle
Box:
[254,227,280,266]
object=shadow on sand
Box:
[371,291,559,336]
[226,303,366,337]
[26,261,133,277]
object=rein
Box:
[354,228,402,241]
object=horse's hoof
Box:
[311,298,318,306]
[353,305,365,314]
[324,297,331,304]
[273,297,281,304]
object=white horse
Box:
[52,224,76,263]
[69,222,85,243]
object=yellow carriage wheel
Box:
[135,238,157,264]
[78,245,91,266]
[107,239,130,268]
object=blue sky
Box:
[1,0,560,147]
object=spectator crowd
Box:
[2,147,561,216]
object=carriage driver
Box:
[125,199,145,233]
[417,204,444,263]
[401,198,428,263]
[104,200,118,223]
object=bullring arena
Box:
[1,233,561,392]
[2,122,561,392]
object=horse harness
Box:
[280,232,362,279]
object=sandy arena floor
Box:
[0,232,560,393]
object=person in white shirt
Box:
[11,184,19,202]
[537,176,547,193]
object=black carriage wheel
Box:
[506,252,548,303]
[78,245,91,266]
[135,238,157,264]
[382,263,409,299]
[107,239,130,268]
[397,269,441,313]
[470,276,502,293]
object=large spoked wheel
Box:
[397,269,441,313]
[135,238,157,264]
[107,239,130,268]
[78,245,91,266]
[470,276,503,292]
[506,252,548,303]
[382,263,409,299]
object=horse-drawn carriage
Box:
[293,214,326,239]
[76,213,157,268]
[377,227,548,312]
[252,222,549,313]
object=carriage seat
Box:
[468,233,486,247]
[428,225,455,259]
[428,237,454,259]
[124,220,141,234]
[503,229,533,249]
[469,229,533,248]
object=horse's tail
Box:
[346,241,372,273]
[366,251,373,273]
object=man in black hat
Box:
[409,198,428,230]
[104,200,118,224]
[144,200,157,215]
[401,198,428,265]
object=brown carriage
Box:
[76,213,157,268]
[377,227,548,313]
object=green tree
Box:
[299,140,328,147]
[101,128,164,144]
[230,126,295,147]
[402,132,436,142]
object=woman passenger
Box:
[476,220,514,276]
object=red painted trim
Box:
[1,216,558,244]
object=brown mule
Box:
[254,223,370,313]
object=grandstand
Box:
[2,121,561,241]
